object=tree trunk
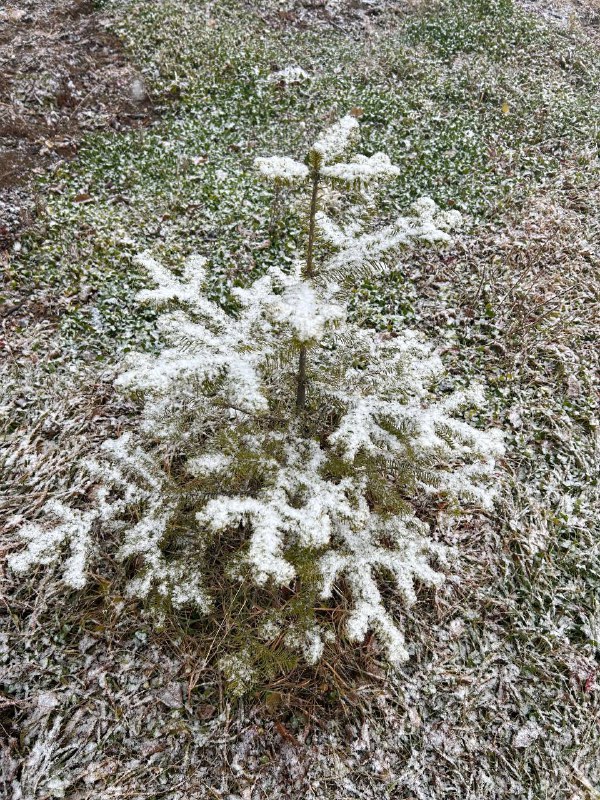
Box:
[295,172,320,411]
[296,346,307,410]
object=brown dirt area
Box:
[0,0,153,252]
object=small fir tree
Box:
[10,115,503,675]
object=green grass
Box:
[6,0,599,355]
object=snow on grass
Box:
[5,0,599,354]
[3,0,600,798]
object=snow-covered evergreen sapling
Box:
[10,115,503,676]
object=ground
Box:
[0,0,153,245]
[1,1,599,798]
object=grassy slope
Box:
[2,1,599,798]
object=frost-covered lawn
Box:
[2,1,599,798]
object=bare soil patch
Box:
[0,0,154,251]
